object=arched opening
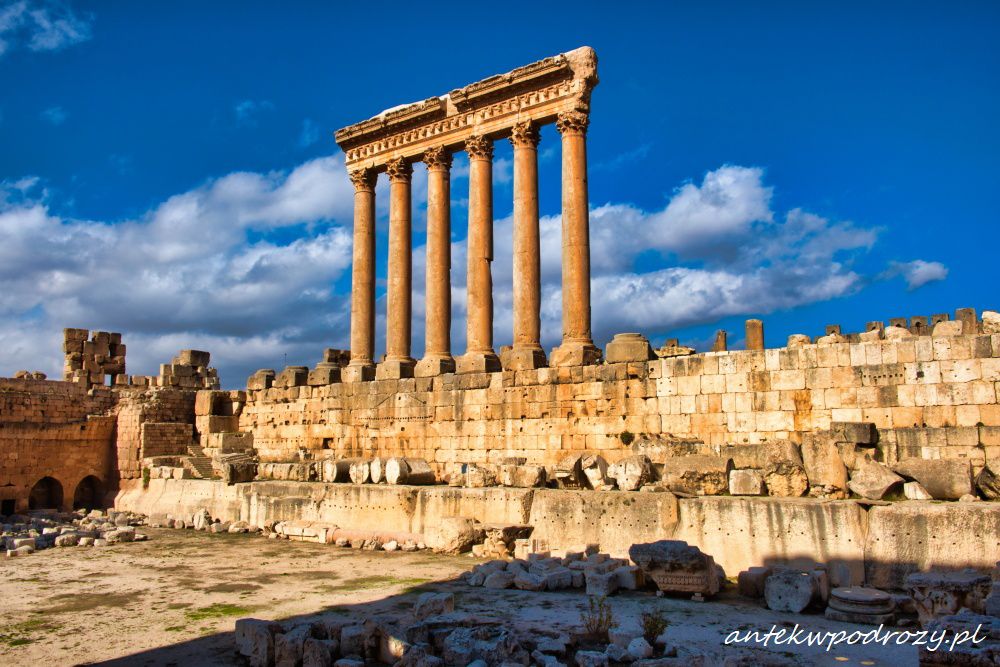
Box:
[28,476,64,510]
[73,475,105,510]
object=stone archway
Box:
[28,476,64,510]
[73,475,105,510]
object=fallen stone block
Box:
[659,455,731,495]
[607,454,655,491]
[581,455,612,490]
[385,458,436,485]
[627,637,653,660]
[903,481,933,500]
[906,569,993,625]
[276,624,316,667]
[893,458,973,500]
[800,433,848,492]
[499,464,546,488]
[728,469,764,496]
[628,540,719,597]
[426,517,483,555]
[764,462,809,497]
[414,592,454,620]
[737,566,772,598]
[575,650,609,667]
[764,567,818,613]
[303,637,338,667]
[585,571,619,597]
[848,458,903,499]
[235,618,283,667]
[463,463,498,488]
[552,455,584,489]
[483,571,515,589]
[976,467,1000,500]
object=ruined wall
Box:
[0,378,117,512]
[239,331,1000,472]
[114,388,197,479]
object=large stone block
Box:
[800,433,848,491]
[848,458,903,499]
[830,421,879,445]
[659,455,732,496]
[892,458,973,500]
[605,333,654,363]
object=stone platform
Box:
[116,478,1000,589]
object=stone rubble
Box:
[3,509,148,557]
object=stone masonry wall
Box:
[114,388,197,479]
[239,331,1000,472]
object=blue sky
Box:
[0,1,997,387]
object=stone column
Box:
[506,121,547,370]
[551,110,601,367]
[457,135,501,373]
[745,319,764,351]
[415,147,456,377]
[377,158,416,379]
[343,168,377,383]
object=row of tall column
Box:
[343,111,598,382]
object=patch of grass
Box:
[164,625,185,632]
[324,576,431,594]
[184,603,252,622]
[0,618,58,647]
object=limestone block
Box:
[464,464,498,488]
[903,481,933,500]
[906,570,992,625]
[719,441,801,469]
[414,592,454,620]
[348,460,371,484]
[275,366,309,388]
[848,458,903,499]
[584,571,619,597]
[275,624,314,667]
[800,433,848,491]
[426,517,484,554]
[581,455,612,490]
[308,365,341,386]
[628,540,720,597]
[729,469,764,495]
[976,467,1000,500]
[858,329,882,342]
[605,333,654,363]
[178,349,211,367]
[247,369,275,391]
[737,566,772,598]
[764,462,809,497]
[303,638,337,667]
[830,421,878,445]
[884,325,914,340]
[893,458,973,500]
[552,454,584,488]
[607,455,655,491]
[764,567,818,613]
[385,458,436,485]
[983,311,1000,335]
[787,334,811,348]
[235,618,283,667]
[499,464,545,488]
[483,571,515,589]
[370,457,385,484]
[631,434,713,462]
[933,320,964,337]
[659,455,732,496]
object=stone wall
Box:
[0,377,118,512]
[239,331,1000,473]
[115,478,1000,590]
[114,388,197,479]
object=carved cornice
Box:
[556,110,589,136]
[349,168,377,192]
[334,46,598,169]
[385,158,413,183]
[509,121,541,149]
[423,146,453,171]
[465,135,493,161]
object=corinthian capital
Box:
[464,135,494,161]
[385,158,413,183]
[423,146,453,171]
[556,111,589,136]
[349,168,377,192]
[509,121,541,149]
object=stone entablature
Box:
[335,47,597,170]
[239,331,1000,470]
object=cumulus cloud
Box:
[0,1,91,58]
[883,259,948,290]
[0,159,891,387]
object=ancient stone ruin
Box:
[3,47,1000,665]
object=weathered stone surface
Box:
[933,320,964,336]
[719,441,802,469]
[499,464,545,488]
[975,467,1000,500]
[631,434,712,462]
[605,333,654,363]
[737,566,771,598]
[883,325,913,340]
[903,481,933,500]
[235,618,283,667]
[906,569,992,625]
[552,455,584,489]
[659,455,732,496]
[983,310,1000,334]
[483,571,515,589]
[607,455,655,491]
[800,433,848,492]
[581,455,612,490]
[348,460,371,485]
[627,637,653,660]
[303,638,337,667]
[426,517,483,554]
[463,464,498,488]
[848,458,903,499]
[629,540,719,596]
[764,568,817,613]
[830,422,878,445]
[763,462,808,498]
[276,624,315,667]
[893,458,973,500]
[414,592,454,620]
[574,651,609,667]
[728,469,764,496]
[585,571,619,597]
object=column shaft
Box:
[552,111,600,366]
[379,158,416,379]
[416,147,455,377]
[458,135,501,373]
[345,168,376,382]
[507,121,546,370]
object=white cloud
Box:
[40,105,67,125]
[0,160,887,386]
[884,259,948,290]
[0,1,91,58]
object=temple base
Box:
[502,346,548,371]
[456,350,502,374]
[550,340,602,367]
[414,355,456,377]
[376,357,416,380]
[341,362,375,383]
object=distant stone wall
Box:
[114,388,197,480]
[239,331,1000,472]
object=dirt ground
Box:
[0,528,921,666]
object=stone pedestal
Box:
[376,357,415,380]
[342,363,375,383]
[503,347,548,371]
[415,356,455,377]
[605,333,653,363]
[550,341,602,368]
[456,352,501,375]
